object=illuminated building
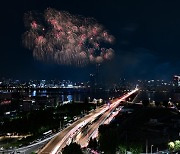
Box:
[173,75,180,87]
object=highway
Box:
[77,106,123,145]
[39,105,110,154]
[39,88,138,154]
[77,92,133,147]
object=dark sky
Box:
[1,0,180,82]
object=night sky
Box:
[1,0,180,82]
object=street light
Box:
[156,147,159,153]
[146,139,148,154]
[151,145,153,154]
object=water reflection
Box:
[30,89,116,103]
[67,95,72,101]
[32,90,36,97]
[31,90,82,102]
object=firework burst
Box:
[23,8,115,66]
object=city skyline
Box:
[1,0,180,81]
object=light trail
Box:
[77,88,138,147]
[39,88,138,154]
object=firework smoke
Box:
[23,8,115,66]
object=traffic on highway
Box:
[39,88,138,154]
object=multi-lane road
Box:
[77,106,124,147]
[39,88,138,154]
[39,104,110,153]
[77,89,138,147]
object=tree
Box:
[163,100,168,108]
[62,142,83,154]
[174,140,180,151]
[129,144,143,154]
[142,100,149,107]
[155,101,160,107]
[84,97,89,104]
[168,141,175,151]
[168,140,180,152]
[98,125,117,154]
[118,145,126,154]
[88,137,98,150]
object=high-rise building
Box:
[40,80,46,88]
[173,75,180,87]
